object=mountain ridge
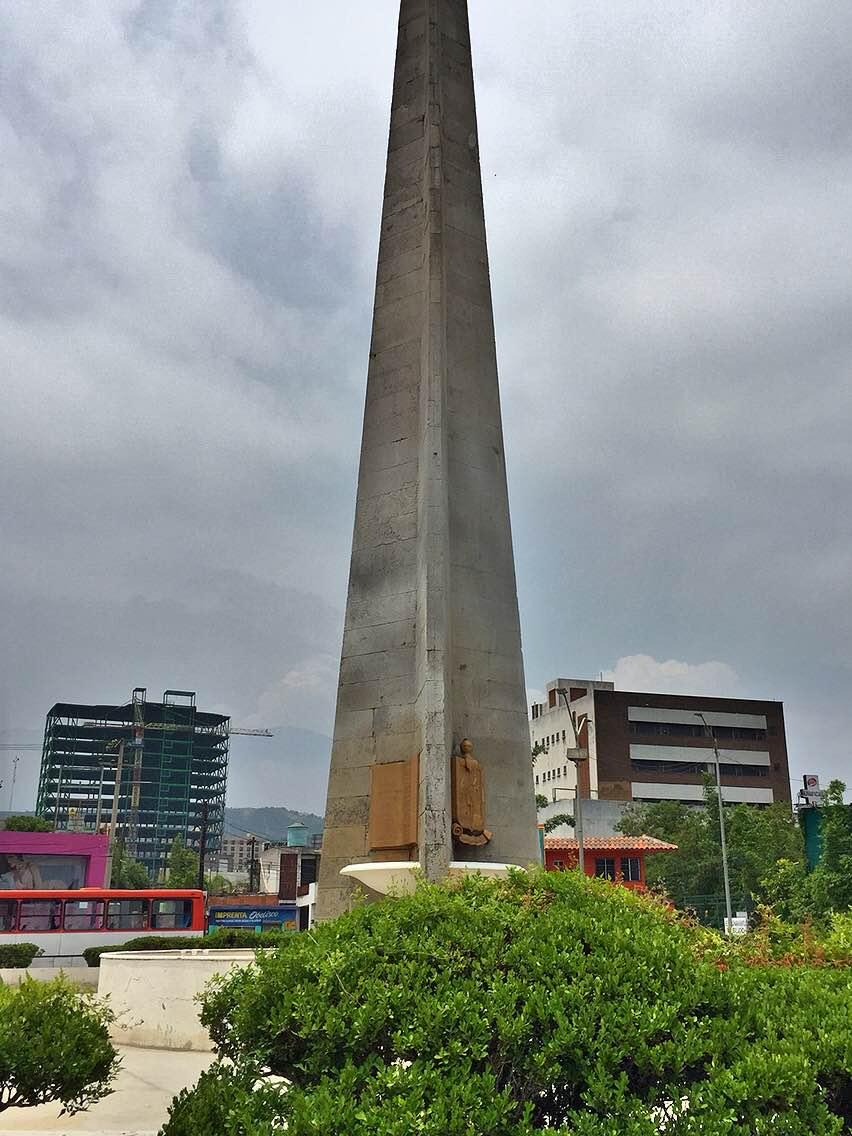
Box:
[223,805,324,843]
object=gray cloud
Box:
[1,0,850,812]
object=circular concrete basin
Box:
[98,949,259,1051]
[339,860,521,895]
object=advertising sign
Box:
[0,853,88,890]
[800,775,824,806]
[208,905,297,931]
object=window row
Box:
[595,857,641,882]
[630,760,769,777]
[629,722,767,742]
[536,730,568,750]
[535,765,569,786]
[0,897,195,933]
[551,857,642,882]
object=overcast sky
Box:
[2,1,850,813]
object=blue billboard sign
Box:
[208,905,297,931]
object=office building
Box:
[531,678,791,807]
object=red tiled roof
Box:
[543,834,678,853]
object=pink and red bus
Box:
[0,888,205,962]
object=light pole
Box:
[556,689,590,874]
[695,712,734,935]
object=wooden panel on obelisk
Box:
[317,0,539,920]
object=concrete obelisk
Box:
[317,0,539,919]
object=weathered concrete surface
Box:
[98,949,257,1051]
[318,0,538,919]
[0,966,98,988]
[0,1045,212,1134]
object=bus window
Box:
[64,899,106,931]
[0,899,17,931]
[107,899,149,931]
[151,898,193,930]
[20,899,61,931]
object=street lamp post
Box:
[694,712,734,935]
[556,689,590,874]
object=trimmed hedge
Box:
[0,943,42,968]
[161,870,852,1136]
[83,927,292,967]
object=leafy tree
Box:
[165,835,198,888]
[808,780,852,914]
[2,814,54,832]
[618,785,806,902]
[110,838,149,889]
[205,873,234,895]
[758,857,816,924]
[534,793,548,811]
[618,795,721,896]
[542,812,574,834]
[0,976,118,1114]
[162,872,850,1135]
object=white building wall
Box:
[530,679,608,802]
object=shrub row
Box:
[162,870,852,1136]
[0,943,42,968]
[83,927,292,967]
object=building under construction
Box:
[37,689,229,879]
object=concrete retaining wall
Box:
[98,949,258,1051]
[0,965,99,988]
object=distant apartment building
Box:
[531,678,791,807]
[221,835,255,874]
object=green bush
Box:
[0,976,118,1113]
[160,871,852,1135]
[703,906,852,969]
[83,927,292,967]
[2,814,54,832]
[0,943,42,968]
[826,911,852,962]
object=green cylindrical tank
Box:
[286,822,309,848]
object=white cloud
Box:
[603,655,740,698]
[253,655,339,732]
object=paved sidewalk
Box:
[1,1046,213,1135]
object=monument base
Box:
[339,861,521,897]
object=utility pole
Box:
[695,712,734,935]
[103,740,125,888]
[557,689,590,874]
[94,764,106,833]
[197,801,210,892]
[54,766,64,827]
[7,755,19,811]
[248,835,257,893]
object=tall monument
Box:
[317,0,539,919]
